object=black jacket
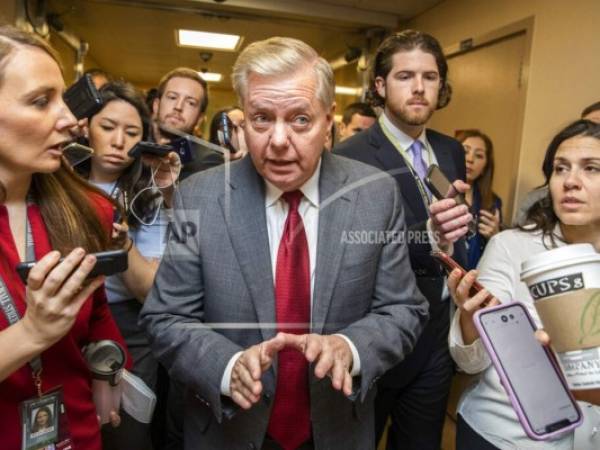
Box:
[335,122,467,382]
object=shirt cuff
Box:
[334,334,361,377]
[427,218,454,256]
[448,310,490,374]
[220,351,243,396]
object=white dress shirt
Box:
[381,112,454,290]
[220,159,361,396]
[381,111,436,168]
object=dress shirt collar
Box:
[381,110,429,150]
[264,158,321,208]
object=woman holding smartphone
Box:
[76,80,180,449]
[448,120,600,449]
[0,26,127,449]
[458,130,503,269]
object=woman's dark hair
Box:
[31,405,53,432]
[457,129,497,210]
[208,106,241,146]
[581,101,600,119]
[522,120,600,243]
[367,30,452,109]
[76,80,160,228]
[0,25,113,254]
[145,87,158,113]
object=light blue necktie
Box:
[409,140,431,198]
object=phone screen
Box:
[479,304,580,435]
[428,165,454,197]
[63,142,93,167]
[425,165,466,205]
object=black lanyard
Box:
[0,211,43,375]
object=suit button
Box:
[263,392,271,405]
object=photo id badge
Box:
[20,387,74,450]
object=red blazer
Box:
[0,198,129,450]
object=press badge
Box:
[20,387,74,450]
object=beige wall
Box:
[405,0,600,218]
[48,30,103,86]
[0,1,18,24]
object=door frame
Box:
[442,17,534,222]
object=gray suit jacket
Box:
[140,151,428,450]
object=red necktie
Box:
[267,190,311,450]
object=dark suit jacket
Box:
[335,122,467,384]
[140,151,428,449]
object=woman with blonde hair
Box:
[0,25,127,449]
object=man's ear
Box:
[374,77,386,100]
[326,102,336,127]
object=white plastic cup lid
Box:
[520,243,600,282]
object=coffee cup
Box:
[521,244,600,390]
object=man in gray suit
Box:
[141,37,428,450]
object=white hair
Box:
[232,37,334,108]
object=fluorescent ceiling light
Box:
[198,72,222,82]
[177,29,242,50]
[335,86,362,96]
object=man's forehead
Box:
[391,49,439,72]
[244,72,326,110]
[247,94,314,109]
[164,76,205,98]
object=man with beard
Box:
[152,68,225,179]
[335,30,470,450]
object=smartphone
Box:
[16,249,128,284]
[217,112,237,153]
[474,302,583,440]
[168,137,195,164]
[430,250,492,305]
[424,164,467,206]
[63,142,94,167]
[63,74,104,120]
[128,141,174,159]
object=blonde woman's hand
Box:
[20,249,104,348]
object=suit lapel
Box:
[312,152,356,334]
[218,158,276,342]
[370,123,428,221]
